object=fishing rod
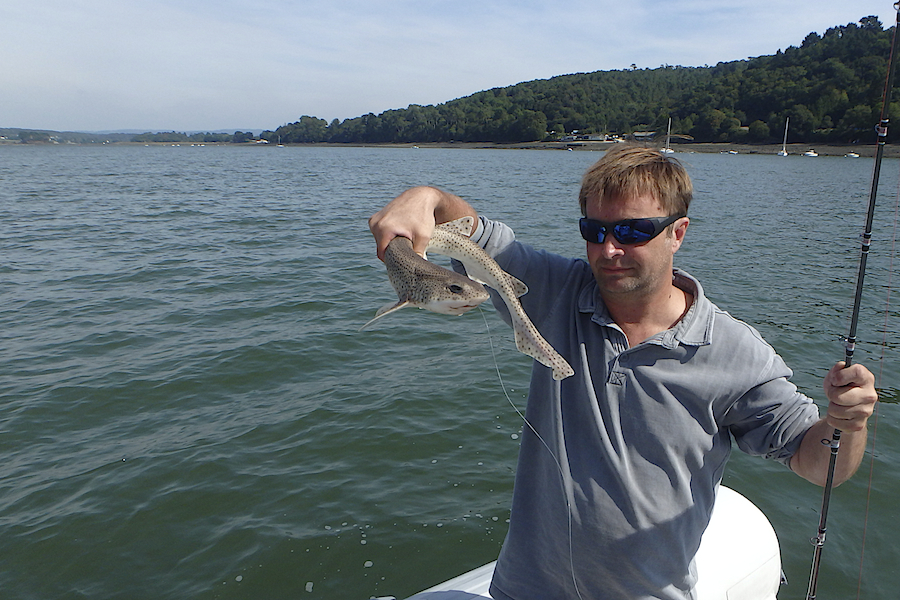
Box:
[805,5,900,599]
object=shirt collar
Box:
[577,268,714,348]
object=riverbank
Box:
[3,138,893,157]
[344,140,896,157]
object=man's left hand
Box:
[823,361,878,432]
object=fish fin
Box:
[438,216,476,237]
[552,362,576,380]
[359,300,411,331]
[512,320,574,380]
[469,272,527,297]
[512,321,545,366]
[455,265,528,298]
[508,274,528,297]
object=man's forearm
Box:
[791,418,868,486]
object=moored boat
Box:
[662,117,675,154]
[777,117,789,156]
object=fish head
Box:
[364,235,491,331]
[414,272,491,315]
[383,235,491,316]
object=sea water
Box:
[0,144,897,599]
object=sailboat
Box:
[777,117,789,156]
[662,117,675,154]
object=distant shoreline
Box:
[2,138,895,157]
[329,140,896,158]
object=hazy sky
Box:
[2,1,895,132]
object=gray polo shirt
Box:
[465,217,820,600]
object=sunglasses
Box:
[579,214,686,245]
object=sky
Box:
[2,0,897,133]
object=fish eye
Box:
[448,284,464,294]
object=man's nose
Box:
[599,236,625,258]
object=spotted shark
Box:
[361,235,491,329]
[364,216,574,381]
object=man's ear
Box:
[671,217,689,252]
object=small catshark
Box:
[364,216,574,380]
[361,234,490,327]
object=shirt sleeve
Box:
[723,358,821,466]
[469,216,517,257]
[456,216,588,329]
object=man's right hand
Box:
[368,186,478,260]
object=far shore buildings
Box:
[560,133,609,142]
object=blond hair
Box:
[579,145,693,216]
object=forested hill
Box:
[266,15,897,145]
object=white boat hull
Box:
[405,486,781,600]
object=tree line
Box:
[4,129,264,144]
[130,131,260,143]
[264,15,897,145]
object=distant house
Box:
[561,134,608,142]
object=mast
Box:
[779,117,789,156]
[662,117,674,154]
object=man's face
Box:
[584,194,686,300]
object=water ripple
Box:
[0,146,897,599]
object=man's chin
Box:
[595,269,652,295]
[597,277,639,295]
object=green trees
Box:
[748,120,771,141]
[275,116,329,143]
[274,15,894,145]
[729,17,892,144]
[130,131,258,143]
[17,130,51,143]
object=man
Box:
[369,145,877,600]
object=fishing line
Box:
[806,7,900,599]
[854,156,900,600]
[478,306,586,600]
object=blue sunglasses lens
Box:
[579,215,684,245]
